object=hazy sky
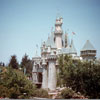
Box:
[0,0,100,64]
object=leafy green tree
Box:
[0,67,36,98]
[21,54,33,77]
[0,85,9,98]
[57,54,73,86]
[58,54,100,98]
[21,54,29,68]
[9,55,19,69]
[0,62,5,67]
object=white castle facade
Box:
[32,16,96,91]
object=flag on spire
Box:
[72,31,76,35]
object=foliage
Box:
[0,85,9,98]
[21,54,29,68]
[58,54,100,98]
[0,67,36,98]
[0,62,5,66]
[57,54,73,86]
[9,55,19,69]
[58,87,86,99]
[34,89,49,98]
[60,88,75,99]
[21,54,33,77]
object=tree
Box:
[57,54,73,86]
[58,54,100,98]
[0,85,9,98]
[0,62,5,67]
[0,67,36,98]
[21,54,29,68]
[9,55,18,69]
[21,54,33,77]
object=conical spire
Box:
[81,40,96,51]
[35,44,39,57]
[70,39,77,54]
[46,36,51,47]
[46,34,56,48]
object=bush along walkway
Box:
[48,87,88,99]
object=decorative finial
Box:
[41,39,43,46]
[51,27,53,33]
[35,44,38,57]
[67,29,69,32]
[56,9,60,19]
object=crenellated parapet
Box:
[47,55,57,60]
[54,30,63,35]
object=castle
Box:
[32,16,96,91]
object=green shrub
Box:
[0,67,36,99]
[35,89,49,98]
[60,88,75,99]
[0,85,9,98]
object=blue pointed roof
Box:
[70,39,77,54]
[58,39,77,55]
[58,45,70,54]
[81,40,96,51]
[46,37,51,46]
[46,32,56,48]
[61,47,70,54]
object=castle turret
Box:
[54,17,63,49]
[42,58,48,89]
[80,40,96,60]
[32,56,42,85]
[47,51,57,90]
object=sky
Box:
[0,0,100,64]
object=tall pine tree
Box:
[9,55,19,69]
[21,54,33,77]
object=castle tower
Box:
[47,51,57,90]
[80,40,96,60]
[32,62,38,83]
[54,17,63,49]
[32,47,40,84]
[42,58,48,89]
[41,42,48,89]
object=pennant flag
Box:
[72,32,76,35]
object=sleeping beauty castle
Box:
[32,16,97,91]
